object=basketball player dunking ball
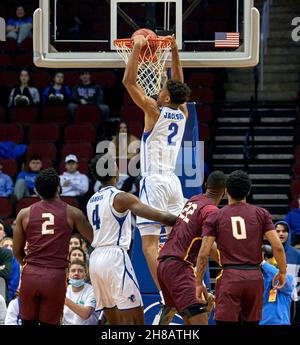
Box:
[122,35,191,307]
[13,169,93,325]
[197,170,287,325]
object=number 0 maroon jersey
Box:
[203,202,275,266]
[25,200,73,269]
[158,195,218,266]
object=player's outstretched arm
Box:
[265,230,287,289]
[122,35,157,110]
[114,192,177,226]
[168,35,184,83]
[13,208,28,265]
[68,206,94,244]
[195,236,215,303]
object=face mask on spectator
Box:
[69,278,85,288]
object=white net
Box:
[114,38,172,97]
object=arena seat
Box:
[92,70,119,88]
[187,72,215,88]
[0,54,12,69]
[74,105,102,125]
[28,124,60,143]
[62,143,94,161]
[43,105,69,124]
[196,104,215,123]
[0,71,18,88]
[26,143,57,162]
[0,123,24,143]
[290,179,300,197]
[120,105,144,124]
[127,121,143,138]
[123,91,135,106]
[63,71,79,87]
[190,87,215,104]
[60,197,79,208]
[64,124,97,144]
[59,158,89,176]
[0,198,13,219]
[1,38,18,53]
[31,71,52,88]
[10,107,38,125]
[0,107,6,122]
[199,123,211,141]
[19,37,33,52]
[16,197,39,215]
[0,159,18,178]
[14,53,35,69]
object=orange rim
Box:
[113,37,172,49]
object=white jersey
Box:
[141,106,186,176]
[87,186,132,250]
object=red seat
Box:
[74,105,102,125]
[190,87,215,104]
[43,105,69,124]
[26,143,57,162]
[196,104,215,123]
[123,91,135,106]
[0,54,12,68]
[62,143,93,160]
[0,159,18,178]
[1,38,18,53]
[290,179,300,197]
[64,124,96,144]
[187,72,215,88]
[59,158,89,176]
[10,107,38,125]
[31,71,52,88]
[199,123,211,141]
[63,71,79,87]
[127,121,143,138]
[0,198,13,219]
[14,53,35,68]
[120,105,144,124]
[16,197,39,215]
[60,197,79,208]
[92,70,119,88]
[0,123,24,143]
[0,71,18,88]
[0,107,6,122]
[19,37,33,52]
[28,124,60,143]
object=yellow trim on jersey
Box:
[216,269,223,281]
[217,248,222,266]
[183,237,202,263]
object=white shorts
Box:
[89,246,143,311]
[137,174,184,236]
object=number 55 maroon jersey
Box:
[158,194,218,267]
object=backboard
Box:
[34,0,259,68]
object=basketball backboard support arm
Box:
[33,0,260,68]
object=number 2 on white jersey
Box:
[231,216,247,240]
[42,213,55,235]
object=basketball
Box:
[131,28,159,62]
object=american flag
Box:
[215,32,240,48]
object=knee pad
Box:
[181,303,207,318]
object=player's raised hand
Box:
[133,35,148,48]
[164,34,177,49]
[272,271,286,290]
[195,282,209,305]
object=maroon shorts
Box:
[157,258,200,314]
[214,268,264,322]
[19,264,67,325]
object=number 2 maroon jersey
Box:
[158,195,218,266]
[203,202,275,266]
[25,200,73,269]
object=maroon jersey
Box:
[158,195,218,266]
[203,202,275,266]
[25,200,73,269]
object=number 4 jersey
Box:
[140,106,186,176]
[87,186,132,250]
[158,194,218,266]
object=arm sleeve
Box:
[202,210,219,238]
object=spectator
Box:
[5,296,21,325]
[68,70,109,120]
[60,155,89,197]
[0,295,7,325]
[108,122,140,161]
[8,69,40,108]
[6,5,33,45]
[0,162,14,197]
[69,247,86,263]
[0,222,5,241]
[13,156,43,201]
[275,221,300,325]
[0,238,20,302]
[260,245,294,325]
[285,196,300,244]
[42,71,72,107]
[0,247,13,304]
[63,260,99,325]
[69,233,83,253]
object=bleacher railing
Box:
[260,0,272,91]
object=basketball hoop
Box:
[114,37,172,97]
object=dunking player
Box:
[157,171,226,325]
[13,168,93,325]
[122,35,191,306]
[197,170,287,325]
[87,155,177,325]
